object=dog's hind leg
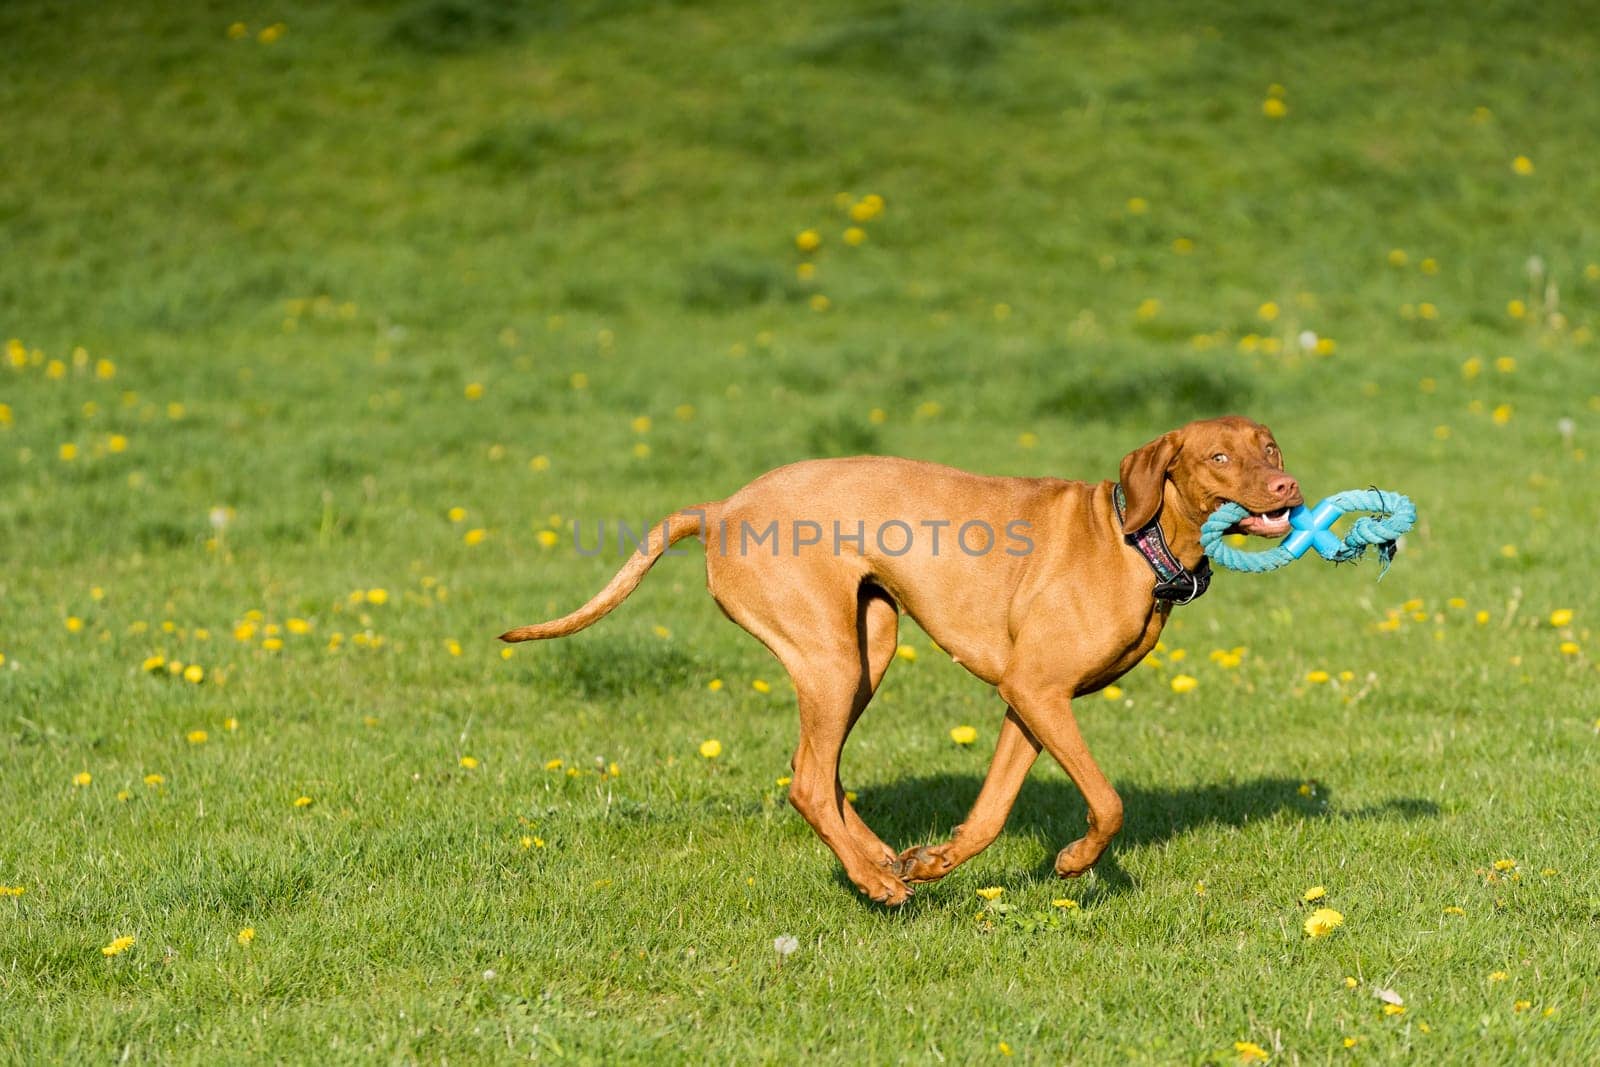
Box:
[835,585,899,865]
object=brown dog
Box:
[501,415,1301,903]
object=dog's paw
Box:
[1053,837,1104,879]
[856,864,914,906]
[893,843,957,884]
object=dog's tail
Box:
[498,506,713,643]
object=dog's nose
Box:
[1268,474,1299,500]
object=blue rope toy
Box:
[1200,489,1417,577]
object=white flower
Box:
[1372,987,1404,1006]
[773,934,799,957]
[1298,330,1319,352]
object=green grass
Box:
[4,0,1600,1061]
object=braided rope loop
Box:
[1201,489,1416,577]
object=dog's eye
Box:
[1211,452,1229,463]
[1266,443,1279,456]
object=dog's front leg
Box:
[896,708,1040,883]
[998,664,1124,879]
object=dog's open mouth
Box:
[1229,507,1293,538]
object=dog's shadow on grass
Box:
[844,775,1439,906]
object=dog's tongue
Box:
[1238,510,1292,537]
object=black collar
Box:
[1113,484,1211,605]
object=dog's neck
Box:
[1159,481,1206,570]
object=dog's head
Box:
[1118,415,1302,537]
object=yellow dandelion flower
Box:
[1493,858,1517,871]
[464,527,488,546]
[949,725,978,746]
[1491,404,1512,425]
[1171,237,1194,254]
[1506,298,1526,319]
[1234,1040,1270,1062]
[1513,999,1532,1012]
[463,382,484,400]
[236,926,256,945]
[1103,685,1123,700]
[529,454,551,472]
[1488,970,1508,981]
[1125,196,1149,214]
[776,775,792,787]
[796,262,816,281]
[1136,297,1161,320]
[1257,301,1279,321]
[1510,155,1534,176]
[545,758,564,771]
[65,615,84,633]
[286,617,310,635]
[1382,1004,1406,1017]
[447,506,467,523]
[795,229,821,253]
[1304,907,1344,937]
[366,588,388,605]
[707,678,723,692]
[1170,674,1198,693]
[1443,905,1465,915]
[73,771,92,787]
[187,729,208,744]
[258,22,284,43]
[144,773,164,787]
[1475,609,1491,624]
[809,294,831,312]
[976,886,1004,901]
[843,227,866,246]
[107,434,128,453]
[1306,670,1330,684]
[752,678,771,693]
[895,644,917,662]
[499,646,513,660]
[1262,97,1287,118]
[459,756,479,769]
[261,638,283,652]
[632,441,651,458]
[291,796,314,809]
[141,654,166,673]
[1343,1037,1359,1048]
[535,529,559,548]
[1549,608,1574,627]
[1051,898,1079,909]
[1303,885,1327,902]
[1560,641,1581,655]
[1344,976,1358,989]
[183,664,204,684]
[698,739,723,759]
[101,935,136,957]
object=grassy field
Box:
[4,0,1600,1061]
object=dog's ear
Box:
[1118,431,1181,535]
